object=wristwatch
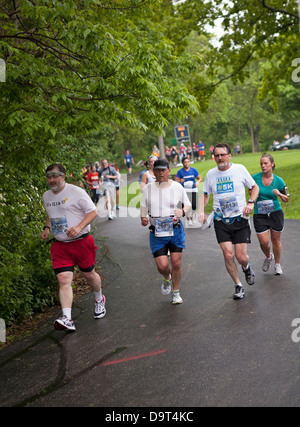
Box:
[43,225,50,230]
[247,198,255,204]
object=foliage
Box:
[0,0,201,324]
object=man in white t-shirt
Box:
[198,144,259,300]
[141,159,191,304]
[41,164,106,331]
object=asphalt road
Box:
[1,192,300,407]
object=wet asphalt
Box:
[0,175,300,407]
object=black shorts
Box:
[214,218,251,244]
[153,242,183,258]
[253,209,284,233]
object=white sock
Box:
[62,308,72,319]
[94,290,103,302]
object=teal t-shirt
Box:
[252,172,286,214]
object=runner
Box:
[198,143,259,300]
[86,164,100,204]
[124,149,134,174]
[140,155,156,193]
[175,157,202,225]
[40,164,106,331]
[98,159,118,220]
[140,159,191,304]
[251,154,289,275]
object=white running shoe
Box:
[172,292,183,304]
[274,264,283,275]
[233,284,245,300]
[262,253,274,272]
[54,316,76,331]
[94,296,106,319]
[161,276,172,295]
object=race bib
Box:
[219,196,239,217]
[257,200,274,214]
[155,217,174,237]
[183,181,194,188]
[51,217,68,235]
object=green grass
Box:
[120,150,300,219]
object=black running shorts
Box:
[253,209,284,233]
[214,218,251,244]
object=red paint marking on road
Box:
[102,349,167,366]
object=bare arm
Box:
[198,193,210,223]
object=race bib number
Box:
[51,217,68,235]
[257,200,274,214]
[219,196,239,217]
[155,217,174,237]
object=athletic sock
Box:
[62,308,72,319]
[94,290,103,302]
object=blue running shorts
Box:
[149,221,185,256]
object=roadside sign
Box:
[175,125,189,141]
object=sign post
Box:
[174,125,193,163]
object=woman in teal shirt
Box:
[252,154,289,275]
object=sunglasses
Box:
[46,172,65,178]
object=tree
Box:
[175,0,300,97]
[0,0,202,324]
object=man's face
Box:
[154,167,169,183]
[214,148,231,170]
[46,169,66,193]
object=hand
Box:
[66,226,81,238]
[41,229,50,240]
[273,189,280,197]
[243,203,254,216]
[198,212,207,224]
[141,217,149,227]
[174,208,183,218]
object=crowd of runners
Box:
[40,143,290,331]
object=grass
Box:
[120,150,300,219]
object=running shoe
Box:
[274,264,283,275]
[94,295,106,319]
[172,291,183,304]
[262,253,274,272]
[54,316,76,331]
[108,214,113,220]
[242,263,255,285]
[161,276,171,295]
[233,284,245,300]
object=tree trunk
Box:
[158,133,165,159]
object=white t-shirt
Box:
[203,163,256,217]
[141,181,191,218]
[43,183,96,241]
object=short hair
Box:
[45,164,66,175]
[213,143,231,155]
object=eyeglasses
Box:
[214,153,228,158]
[46,172,64,178]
